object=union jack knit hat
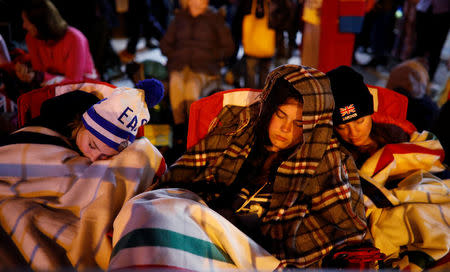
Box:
[81,79,164,151]
[326,65,374,125]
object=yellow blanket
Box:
[360,131,449,271]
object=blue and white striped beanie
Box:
[82,79,164,151]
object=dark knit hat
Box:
[326,66,373,125]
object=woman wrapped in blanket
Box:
[327,66,449,270]
[0,79,165,271]
[0,79,164,162]
[153,64,369,268]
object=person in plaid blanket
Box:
[156,64,369,268]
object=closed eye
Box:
[294,120,304,128]
[89,137,99,150]
[336,125,347,131]
[89,142,95,149]
[275,109,287,119]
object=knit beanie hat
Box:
[82,79,164,151]
[326,66,374,125]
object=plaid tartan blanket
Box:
[0,126,166,270]
[359,131,450,271]
[109,188,281,271]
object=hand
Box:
[15,62,35,83]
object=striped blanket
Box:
[109,189,280,271]
[0,126,166,271]
[359,131,450,271]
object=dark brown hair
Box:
[23,0,68,40]
[255,77,303,146]
[69,116,84,142]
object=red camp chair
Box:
[187,88,262,149]
[367,84,417,134]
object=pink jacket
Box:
[25,26,99,85]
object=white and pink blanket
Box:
[0,126,166,270]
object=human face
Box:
[188,0,208,17]
[335,115,373,147]
[21,12,38,37]
[76,126,119,162]
[267,98,303,152]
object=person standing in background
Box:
[160,0,234,151]
[240,0,274,89]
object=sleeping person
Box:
[327,65,450,271]
[0,79,166,271]
[327,66,412,168]
[1,79,164,161]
